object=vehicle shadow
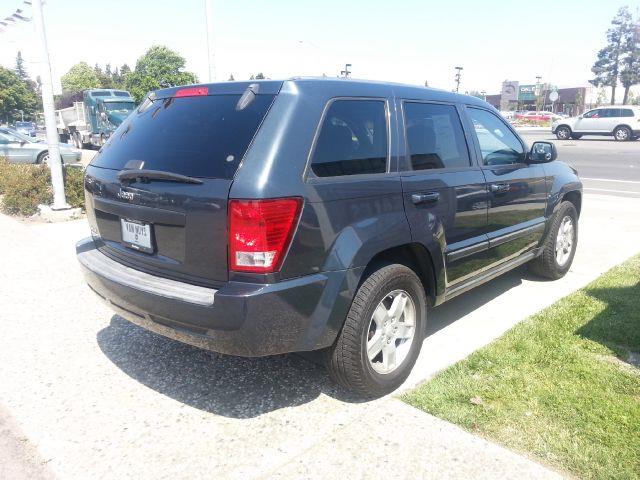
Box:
[96,315,364,419]
[426,265,529,335]
[96,265,539,419]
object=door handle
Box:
[411,192,440,204]
[490,183,510,194]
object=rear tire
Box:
[323,263,427,397]
[529,201,578,279]
[555,126,571,140]
[614,126,631,141]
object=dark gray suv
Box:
[77,78,582,396]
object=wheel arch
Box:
[362,243,438,307]
[613,123,633,134]
[562,190,582,217]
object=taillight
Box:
[174,86,208,98]
[228,198,303,273]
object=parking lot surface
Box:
[2,136,639,479]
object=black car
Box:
[77,79,582,396]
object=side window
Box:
[583,109,599,118]
[467,108,525,166]
[621,109,635,117]
[310,99,387,177]
[403,102,470,170]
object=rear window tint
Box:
[91,94,275,179]
[310,99,387,177]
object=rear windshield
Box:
[91,94,275,179]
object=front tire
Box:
[36,151,49,165]
[324,263,427,397]
[530,201,578,279]
[614,126,631,141]
[555,126,571,140]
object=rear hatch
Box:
[84,82,280,286]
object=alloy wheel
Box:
[366,289,416,375]
[555,216,574,267]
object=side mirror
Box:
[20,140,26,146]
[529,141,557,163]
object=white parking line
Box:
[585,187,640,195]
[581,177,640,185]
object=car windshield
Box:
[104,102,135,113]
[15,122,33,128]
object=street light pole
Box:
[535,76,542,112]
[454,66,463,93]
[31,0,68,210]
[205,0,216,82]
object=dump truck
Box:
[56,89,136,149]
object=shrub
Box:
[1,164,52,216]
[0,161,85,216]
[63,166,85,209]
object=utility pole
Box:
[454,66,463,93]
[340,63,352,78]
[205,0,216,82]
[535,75,542,112]
[32,0,68,210]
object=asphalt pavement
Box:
[520,131,640,198]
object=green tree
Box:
[620,11,640,104]
[0,66,38,123]
[574,90,584,115]
[15,51,28,81]
[125,46,197,102]
[590,7,632,104]
[61,62,101,93]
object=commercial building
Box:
[485,80,586,116]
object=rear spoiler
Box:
[152,80,283,99]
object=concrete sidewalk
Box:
[1,193,638,479]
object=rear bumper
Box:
[77,238,358,357]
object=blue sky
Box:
[1,0,638,94]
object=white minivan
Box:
[552,106,640,141]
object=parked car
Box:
[14,121,36,137]
[552,106,640,141]
[76,79,582,396]
[516,111,560,121]
[0,127,81,164]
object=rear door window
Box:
[91,94,275,179]
[621,109,635,117]
[403,102,470,170]
[310,99,388,177]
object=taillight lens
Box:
[174,86,208,97]
[228,198,303,273]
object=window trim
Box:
[304,96,391,182]
[465,106,528,168]
[399,99,474,173]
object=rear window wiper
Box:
[117,169,204,185]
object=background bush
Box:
[0,157,85,216]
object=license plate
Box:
[121,218,153,253]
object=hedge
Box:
[0,157,85,216]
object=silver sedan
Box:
[0,127,81,164]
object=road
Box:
[520,131,640,198]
